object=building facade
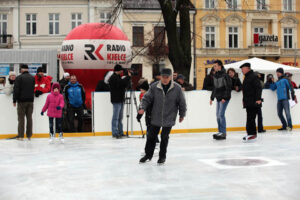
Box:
[122,0,195,83]
[194,0,300,89]
[0,0,120,80]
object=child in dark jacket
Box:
[41,82,65,143]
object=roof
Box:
[123,0,195,10]
[224,57,300,73]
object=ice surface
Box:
[0,131,300,200]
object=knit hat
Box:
[276,68,284,74]
[240,62,251,68]
[139,80,149,91]
[20,64,28,69]
[177,74,185,80]
[63,72,70,78]
[9,71,16,76]
[52,82,60,90]
[161,68,172,76]
[37,67,44,73]
[114,64,123,72]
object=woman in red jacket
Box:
[41,83,65,143]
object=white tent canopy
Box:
[224,57,300,73]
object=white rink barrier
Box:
[0,94,49,135]
[1,90,300,136]
[93,90,300,134]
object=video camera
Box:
[123,65,139,76]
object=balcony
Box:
[249,45,281,57]
[0,35,13,48]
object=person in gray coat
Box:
[138,68,187,165]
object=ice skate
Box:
[59,133,64,144]
[157,157,166,165]
[242,135,257,143]
[49,133,55,144]
[213,132,226,140]
[139,156,151,163]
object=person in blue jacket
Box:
[270,68,297,131]
[64,75,86,132]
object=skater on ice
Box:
[240,63,262,142]
[41,82,65,143]
[210,60,232,140]
[138,68,186,165]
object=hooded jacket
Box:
[270,76,295,101]
[140,81,187,127]
[34,75,52,93]
[42,83,65,118]
[64,82,86,108]
[210,68,232,101]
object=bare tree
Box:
[157,0,193,81]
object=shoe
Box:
[27,137,31,141]
[243,135,257,142]
[287,127,292,131]
[278,127,287,131]
[258,130,266,133]
[139,156,151,163]
[213,132,226,140]
[157,157,166,165]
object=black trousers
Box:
[246,107,259,136]
[257,107,264,132]
[145,126,172,159]
[68,106,84,132]
[49,117,62,135]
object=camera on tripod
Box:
[123,65,139,76]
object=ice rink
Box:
[0,131,300,200]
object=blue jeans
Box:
[216,100,229,134]
[277,100,292,129]
[111,103,124,137]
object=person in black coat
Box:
[108,65,131,138]
[13,64,35,140]
[202,68,215,91]
[95,71,113,92]
[241,63,263,142]
[227,68,242,92]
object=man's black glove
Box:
[35,90,43,97]
[136,113,143,122]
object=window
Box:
[0,14,7,43]
[154,26,165,47]
[132,26,144,47]
[71,13,82,29]
[205,0,215,9]
[257,0,267,10]
[229,27,238,48]
[100,12,111,23]
[254,27,264,34]
[205,26,215,48]
[49,13,59,35]
[228,0,238,9]
[283,0,292,11]
[284,28,293,49]
[26,14,36,35]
